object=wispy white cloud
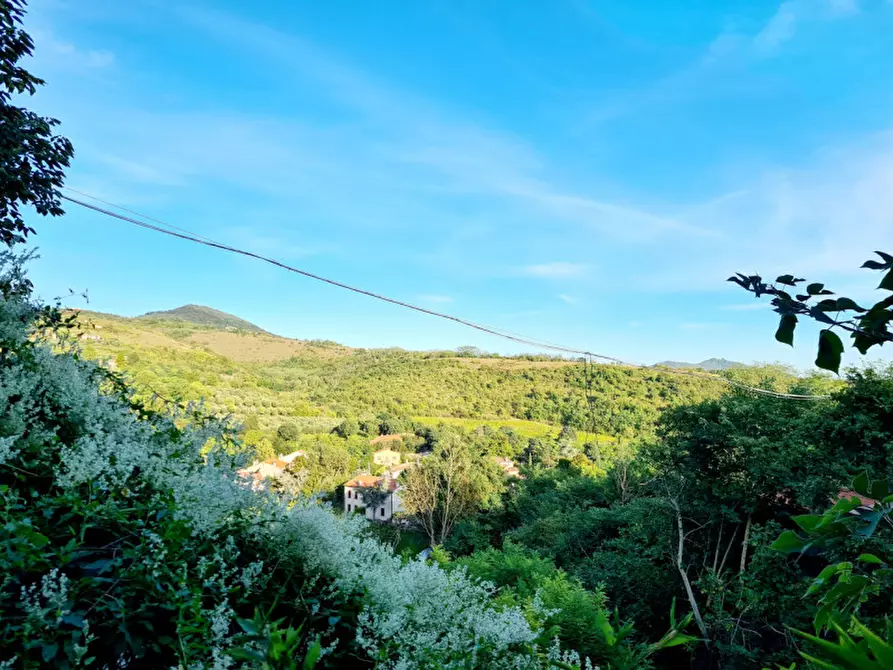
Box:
[585,0,861,126]
[31,29,114,71]
[557,293,578,304]
[828,0,859,17]
[638,128,893,293]
[168,7,713,243]
[753,2,799,55]
[524,262,588,278]
[753,0,857,56]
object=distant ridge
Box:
[655,357,745,371]
[138,304,266,333]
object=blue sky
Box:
[21,0,893,369]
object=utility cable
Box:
[60,193,831,400]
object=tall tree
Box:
[401,434,503,545]
[0,0,73,246]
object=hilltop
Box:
[655,357,744,371]
[70,307,761,438]
[138,304,267,333]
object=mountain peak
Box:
[138,304,266,333]
[655,357,744,371]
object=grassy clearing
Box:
[413,416,613,445]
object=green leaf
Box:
[61,612,86,628]
[816,329,844,374]
[856,553,884,565]
[81,558,115,575]
[853,331,877,355]
[817,564,841,581]
[236,617,259,636]
[877,251,893,264]
[856,508,885,538]
[595,609,616,646]
[792,514,822,532]
[41,643,59,662]
[771,530,807,554]
[869,479,890,500]
[228,648,265,662]
[775,314,797,346]
[22,528,50,549]
[807,282,826,295]
[853,473,871,498]
[835,297,866,312]
[303,636,322,669]
[777,274,797,286]
[661,633,698,648]
[862,260,887,270]
[796,652,847,670]
[880,269,893,292]
[851,618,893,667]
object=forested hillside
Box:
[74,307,785,438]
[4,2,893,668]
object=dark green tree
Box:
[276,422,300,443]
[333,418,359,438]
[0,0,74,246]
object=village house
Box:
[372,447,402,467]
[344,474,403,521]
[237,450,305,487]
[492,456,522,478]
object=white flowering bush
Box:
[0,252,577,668]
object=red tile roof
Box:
[370,434,403,445]
[836,489,878,508]
[345,475,400,491]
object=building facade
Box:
[344,474,404,521]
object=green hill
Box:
[72,308,807,440]
[138,304,267,333]
[655,357,744,371]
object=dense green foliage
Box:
[3,251,621,669]
[432,366,890,669]
[0,0,73,247]
[73,309,815,456]
[6,2,893,666]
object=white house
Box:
[344,474,404,522]
[372,447,402,467]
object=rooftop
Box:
[345,474,399,491]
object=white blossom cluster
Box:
[21,569,71,627]
[0,277,580,670]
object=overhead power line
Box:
[60,191,830,401]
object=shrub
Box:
[0,253,580,669]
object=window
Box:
[380,507,385,518]
[347,490,352,499]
